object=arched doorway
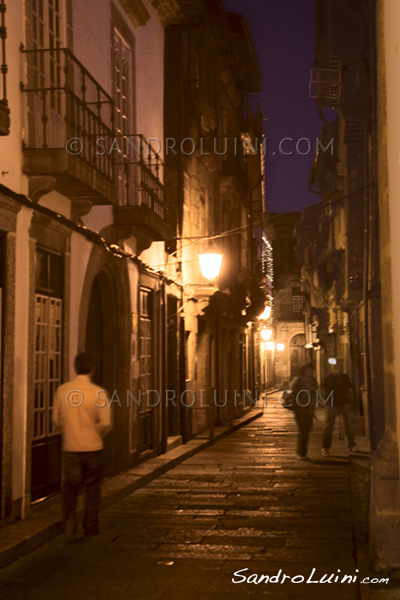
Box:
[80,246,131,475]
[290,334,306,378]
[85,271,117,475]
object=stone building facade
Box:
[0,0,270,524]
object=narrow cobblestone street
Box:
[0,396,371,599]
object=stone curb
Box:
[0,409,263,571]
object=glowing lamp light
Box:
[261,328,272,341]
[276,343,285,352]
[258,305,271,320]
[265,341,275,351]
[198,251,223,281]
[328,358,337,365]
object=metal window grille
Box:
[309,68,341,100]
[113,28,133,205]
[292,295,301,313]
[139,289,153,451]
[33,294,62,439]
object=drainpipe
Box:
[179,281,187,443]
[363,144,374,449]
[161,278,168,454]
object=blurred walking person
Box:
[290,362,318,460]
[52,352,112,543]
[321,358,356,456]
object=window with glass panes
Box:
[113,28,133,205]
[33,249,63,440]
[139,290,152,392]
[292,287,304,314]
[139,288,153,452]
[28,0,65,147]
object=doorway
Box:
[85,272,117,474]
[290,334,306,378]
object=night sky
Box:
[223,0,322,212]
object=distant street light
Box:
[276,343,285,352]
[258,305,271,320]
[261,328,272,341]
[198,249,223,281]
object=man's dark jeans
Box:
[63,450,103,539]
[294,411,314,457]
[322,404,355,450]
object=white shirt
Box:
[52,374,112,452]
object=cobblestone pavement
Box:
[0,396,387,599]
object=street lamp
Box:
[198,248,223,281]
[261,328,272,341]
[276,343,285,352]
[258,305,271,320]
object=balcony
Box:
[21,47,116,205]
[220,151,248,195]
[113,135,170,252]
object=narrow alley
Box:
[0,395,374,599]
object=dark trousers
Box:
[294,411,314,457]
[63,450,103,538]
[322,404,355,450]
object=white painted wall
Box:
[71,0,112,95]
[0,0,28,196]
[12,207,32,513]
[68,233,94,377]
[134,1,165,151]
[140,241,165,269]
[39,191,71,219]
[72,0,164,149]
[81,205,114,233]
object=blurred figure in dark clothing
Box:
[321,358,356,456]
[290,362,318,460]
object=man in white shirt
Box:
[53,353,112,543]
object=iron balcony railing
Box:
[21,47,165,218]
[221,151,248,190]
[0,0,10,135]
[21,46,115,181]
[115,134,165,219]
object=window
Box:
[28,0,65,145]
[292,295,301,313]
[113,28,133,205]
[30,0,63,92]
[139,288,154,452]
[292,287,304,314]
[33,249,63,440]
[139,289,152,395]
